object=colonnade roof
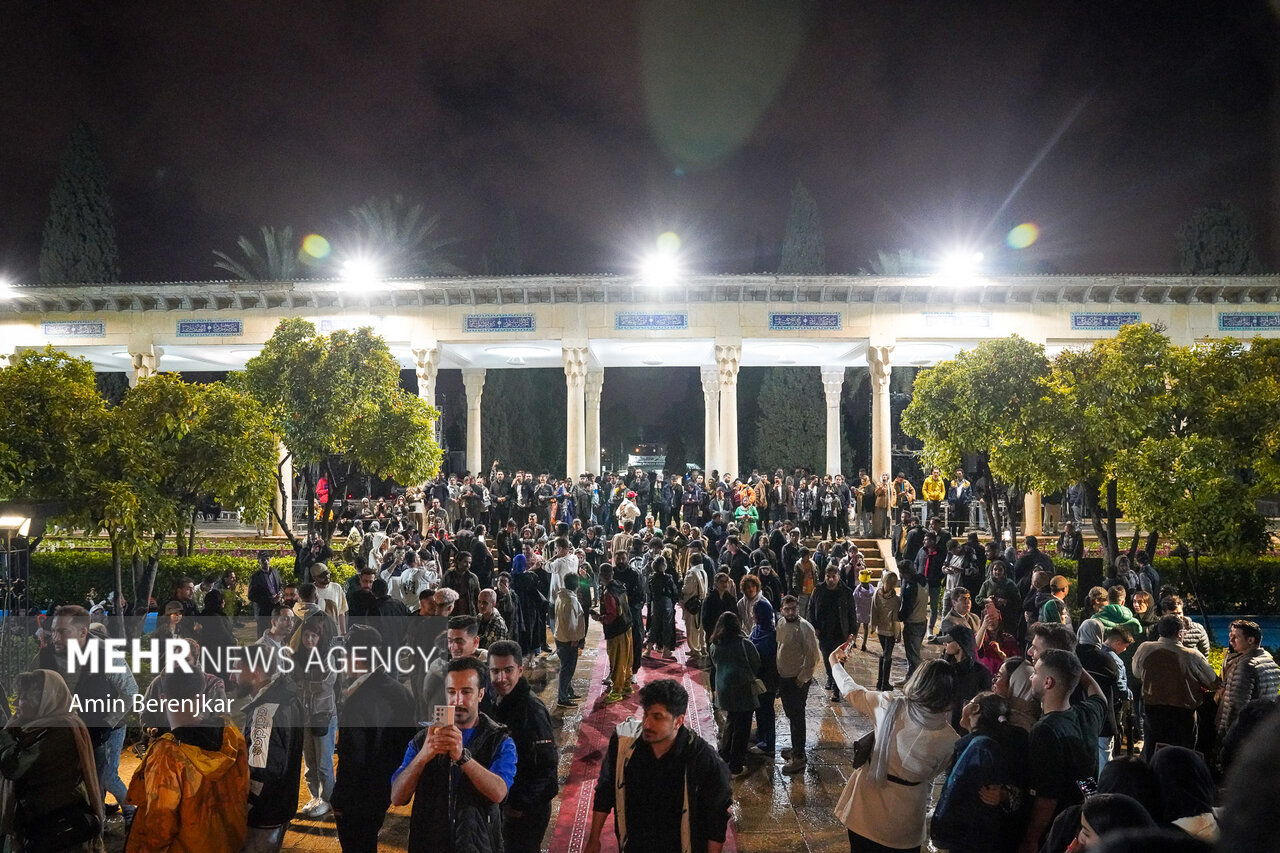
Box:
[5,273,1280,314]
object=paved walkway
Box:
[103,619,933,852]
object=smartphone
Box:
[433,705,455,728]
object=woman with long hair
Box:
[709,611,760,776]
[829,647,958,853]
[749,598,780,755]
[294,613,338,819]
[0,670,104,852]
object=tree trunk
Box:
[1143,531,1159,562]
[274,453,302,552]
[188,505,198,555]
[1006,486,1022,552]
[128,532,165,640]
[1105,479,1119,568]
[110,536,126,639]
[1083,480,1112,567]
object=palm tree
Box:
[213,226,301,281]
[341,195,462,277]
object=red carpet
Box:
[548,630,739,853]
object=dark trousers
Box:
[876,633,896,691]
[820,637,843,693]
[849,828,919,853]
[754,687,777,750]
[503,800,552,853]
[556,641,580,702]
[631,605,646,665]
[721,709,753,771]
[903,621,927,677]
[778,677,810,756]
[1142,704,1197,758]
[335,808,387,853]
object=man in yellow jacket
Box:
[127,671,249,852]
[921,467,946,526]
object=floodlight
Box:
[340,258,382,290]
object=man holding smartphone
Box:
[390,657,517,853]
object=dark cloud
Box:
[1,0,1274,281]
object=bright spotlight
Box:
[640,252,680,286]
[340,258,381,290]
[937,250,985,283]
[0,277,16,299]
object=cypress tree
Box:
[1176,201,1266,274]
[751,367,825,473]
[777,181,825,275]
[39,122,121,284]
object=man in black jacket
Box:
[239,652,305,851]
[807,566,855,701]
[613,552,648,671]
[586,678,731,853]
[332,625,419,853]
[484,640,558,852]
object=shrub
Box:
[28,552,354,609]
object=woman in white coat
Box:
[829,643,958,853]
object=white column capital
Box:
[412,345,441,406]
[129,346,163,387]
[562,345,589,387]
[715,343,742,390]
[462,368,487,397]
[585,368,604,398]
[699,364,720,396]
[820,366,845,405]
[867,345,893,388]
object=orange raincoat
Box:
[127,720,249,852]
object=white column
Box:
[563,346,588,477]
[867,345,894,479]
[585,369,604,475]
[462,368,486,475]
[820,366,845,475]
[715,344,742,479]
[699,365,720,474]
[411,344,441,409]
[273,441,293,537]
[129,346,162,387]
[1024,491,1044,537]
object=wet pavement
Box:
[104,619,936,852]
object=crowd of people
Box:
[0,462,1276,853]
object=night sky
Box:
[3,1,1277,284]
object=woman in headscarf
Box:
[511,551,547,659]
[749,598,780,755]
[829,648,958,853]
[931,691,1028,853]
[193,588,239,682]
[0,670,104,852]
[645,556,679,661]
[1150,746,1219,842]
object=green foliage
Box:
[479,368,565,474]
[777,181,825,275]
[39,122,120,284]
[1152,556,1280,613]
[1176,200,1265,274]
[751,367,826,473]
[29,552,308,608]
[233,318,441,535]
[213,225,303,281]
[0,348,109,505]
[341,195,462,277]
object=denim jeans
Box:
[876,633,897,691]
[303,715,337,801]
[556,641,580,702]
[777,677,810,757]
[93,725,129,807]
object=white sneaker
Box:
[310,800,331,818]
[299,797,320,817]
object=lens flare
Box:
[302,234,332,259]
[656,231,681,254]
[1006,223,1040,249]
